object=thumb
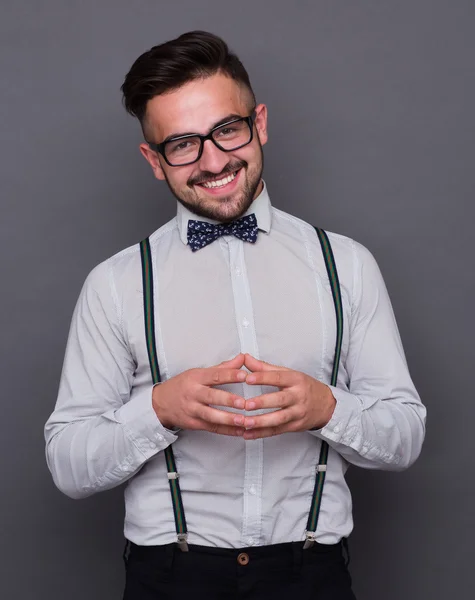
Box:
[244,353,289,372]
[216,353,245,369]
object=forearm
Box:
[45,389,177,499]
[311,385,426,471]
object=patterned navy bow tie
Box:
[187,213,259,252]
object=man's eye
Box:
[218,128,236,136]
[168,139,197,154]
[175,141,192,150]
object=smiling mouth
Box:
[196,168,241,189]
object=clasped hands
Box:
[152,353,336,440]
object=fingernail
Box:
[236,371,246,381]
[234,416,244,426]
[247,375,256,383]
[235,428,245,436]
[245,418,255,428]
[234,398,244,409]
[247,401,256,410]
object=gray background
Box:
[1,1,473,598]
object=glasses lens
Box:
[164,136,201,165]
[212,119,251,151]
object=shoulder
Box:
[324,231,376,272]
[83,217,178,296]
[271,205,375,270]
[271,207,384,310]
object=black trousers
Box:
[123,539,357,599]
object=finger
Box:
[195,405,247,428]
[190,418,245,437]
[242,426,286,440]
[198,386,246,410]
[241,408,296,431]
[199,367,247,387]
[244,354,292,374]
[245,369,296,387]
[244,391,290,411]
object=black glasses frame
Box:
[147,112,256,167]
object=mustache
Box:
[188,160,247,186]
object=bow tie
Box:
[187,213,259,252]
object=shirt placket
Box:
[224,236,263,547]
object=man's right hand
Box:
[151,353,248,436]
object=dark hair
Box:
[121,31,256,129]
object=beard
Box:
[162,143,264,223]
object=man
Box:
[45,31,426,599]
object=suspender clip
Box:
[316,464,327,473]
[177,533,189,552]
[167,471,179,480]
[303,531,316,550]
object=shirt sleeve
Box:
[309,240,427,471]
[44,261,177,500]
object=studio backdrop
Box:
[1,1,474,599]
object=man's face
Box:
[139,73,268,222]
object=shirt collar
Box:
[177,180,272,246]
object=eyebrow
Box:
[162,113,244,144]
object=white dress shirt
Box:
[44,182,426,548]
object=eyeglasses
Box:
[147,112,256,167]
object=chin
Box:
[211,194,252,220]
[194,186,251,222]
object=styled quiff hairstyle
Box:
[121,31,256,134]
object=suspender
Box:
[140,239,189,551]
[304,227,344,548]
[139,227,343,551]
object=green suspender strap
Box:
[140,238,189,552]
[304,227,344,550]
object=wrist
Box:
[152,383,173,429]
[311,386,336,430]
[321,386,336,427]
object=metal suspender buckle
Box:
[177,533,189,552]
[316,464,327,473]
[167,472,179,480]
[303,531,316,550]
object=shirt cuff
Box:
[114,384,178,456]
[309,385,362,444]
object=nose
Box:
[198,138,230,174]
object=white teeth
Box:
[202,171,237,189]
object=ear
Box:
[253,103,268,146]
[139,143,166,181]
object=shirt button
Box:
[242,318,249,328]
[247,538,255,546]
[249,485,257,495]
[334,426,340,433]
[149,442,155,449]
[235,267,242,276]
[157,434,164,442]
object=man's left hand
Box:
[235,354,336,440]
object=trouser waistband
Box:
[124,538,349,569]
